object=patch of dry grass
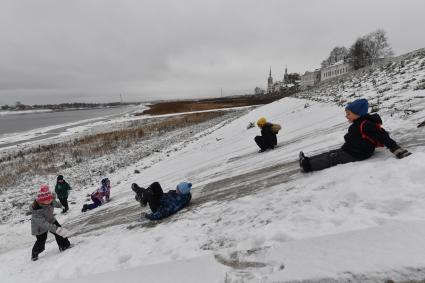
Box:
[139,93,287,115]
[0,111,226,189]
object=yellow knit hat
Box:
[257,117,267,127]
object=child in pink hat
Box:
[30,184,71,261]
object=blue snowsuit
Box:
[145,190,192,220]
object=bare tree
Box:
[366,29,394,60]
[321,46,348,68]
[348,29,393,70]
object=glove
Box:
[143,212,153,220]
[392,147,412,159]
[55,227,70,238]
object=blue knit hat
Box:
[176,182,192,194]
[346,99,369,116]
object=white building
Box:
[320,60,351,82]
[300,70,321,88]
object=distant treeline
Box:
[1,102,136,111]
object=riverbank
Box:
[0,106,250,223]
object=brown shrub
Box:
[0,111,226,188]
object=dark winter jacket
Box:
[55,181,71,199]
[30,199,62,235]
[341,114,399,160]
[145,191,191,221]
[260,123,277,147]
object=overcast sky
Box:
[1,0,425,105]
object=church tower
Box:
[267,67,273,94]
[283,65,289,84]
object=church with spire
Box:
[267,67,273,94]
[266,66,298,94]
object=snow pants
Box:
[254,136,275,151]
[32,220,70,258]
[143,182,164,213]
[86,195,102,210]
[307,149,360,172]
[59,197,69,212]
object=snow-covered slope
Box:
[1,50,425,283]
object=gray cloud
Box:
[1,0,424,104]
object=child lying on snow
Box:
[30,185,71,261]
[81,178,111,212]
[131,181,192,220]
[299,98,411,173]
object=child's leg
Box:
[51,221,71,251]
[59,198,69,212]
[254,136,267,150]
[85,196,102,210]
[32,232,48,259]
[145,182,164,212]
[149,182,164,198]
[308,149,358,171]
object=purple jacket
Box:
[91,184,111,203]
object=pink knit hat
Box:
[36,184,53,205]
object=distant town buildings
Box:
[300,70,321,88]
[264,58,353,93]
[266,66,300,94]
[299,59,352,89]
[320,60,351,82]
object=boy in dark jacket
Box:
[299,98,411,172]
[30,185,71,261]
[254,117,279,152]
[131,181,192,220]
[55,175,71,213]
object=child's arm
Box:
[363,121,398,150]
[364,122,411,158]
[104,186,111,201]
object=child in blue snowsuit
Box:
[81,178,111,212]
[131,181,192,220]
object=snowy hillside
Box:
[1,50,425,282]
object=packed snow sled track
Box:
[65,159,301,237]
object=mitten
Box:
[144,212,153,220]
[392,147,411,159]
[55,227,70,238]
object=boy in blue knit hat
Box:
[299,98,411,172]
[131,181,192,220]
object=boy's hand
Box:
[392,147,411,159]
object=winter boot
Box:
[81,204,88,213]
[132,183,147,206]
[299,151,311,173]
[31,254,38,261]
[60,243,72,252]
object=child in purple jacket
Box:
[81,178,111,212]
